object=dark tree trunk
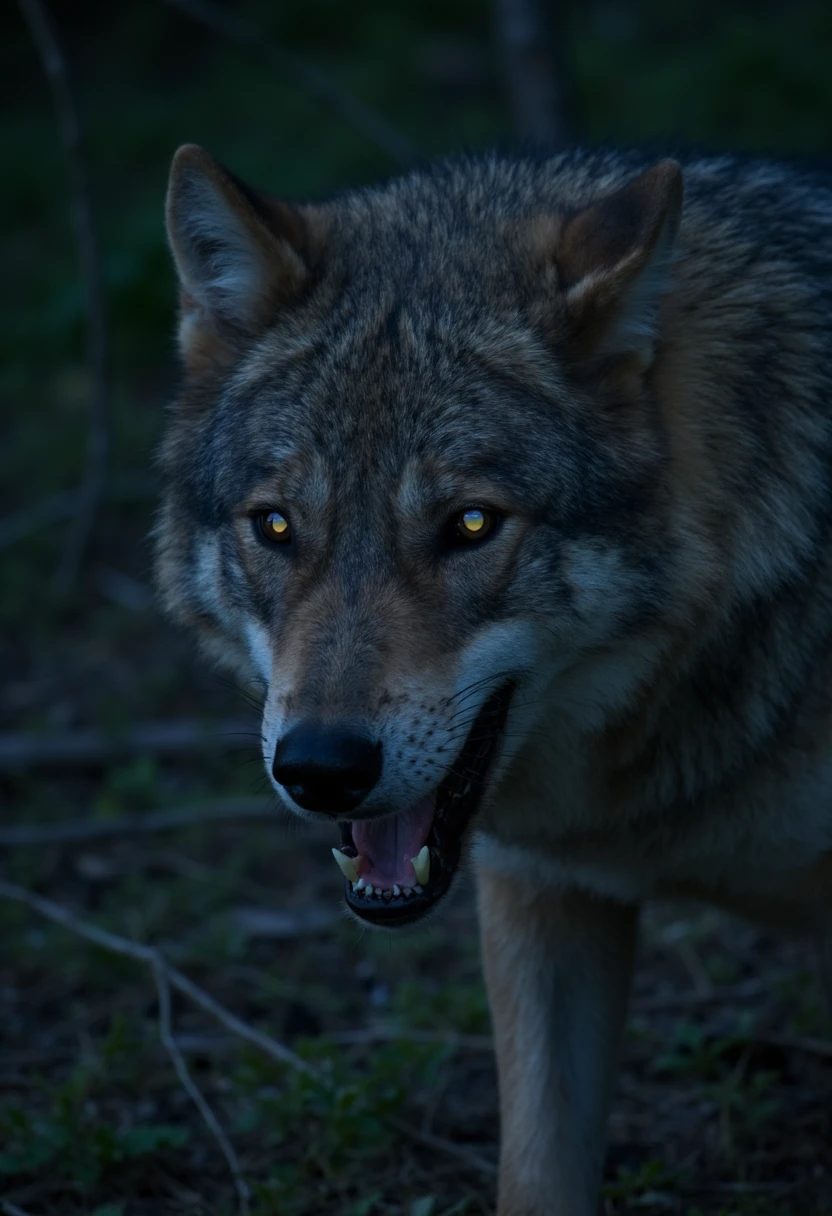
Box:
[493,0,573,147]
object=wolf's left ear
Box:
[553,159,683,368]
[166,144,315,372]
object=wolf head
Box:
[156,145,683,926]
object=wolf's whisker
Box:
[446,670,515,710]
[448,669,513,701]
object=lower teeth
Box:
[352,884,414,899]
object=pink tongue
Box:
[352,794,436,887]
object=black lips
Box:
[342,681,515,927]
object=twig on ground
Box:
[173,1026,494,1055]
[0,879,500,1178]
[388,1116,498,1177]
[0,797,276,847]
[672,938,715,997]
[632,977,769,1013]
[60,1010,832,1071]
[699,1180,800,1196]
[329,1026,494,1051]
[767,1033,832,1061]
[151,956,251,1215]
[0,879,313,1077]
[0,719,260,771]
[232,904,338,938]
[17,0,109,592]
[162,0,417,167]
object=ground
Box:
[3,1,832,1212]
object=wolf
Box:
[155,141,832,1214]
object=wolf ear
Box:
[555,160,683,367]
[166,144,311,371]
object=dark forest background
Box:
[2,3,832,1215]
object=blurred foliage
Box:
[0,1061,190,1192]
[2,0,832,626]
[3,0,832,435]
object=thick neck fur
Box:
[615,186,832,818]
[489,157,832,851]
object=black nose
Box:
[273,722,382,815]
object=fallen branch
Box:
[0,718,259,771]
[17,0,110,592]
[0,798,276,848]
[174,1026,493,1054]
[151,956,251,1214]
[632,976,769,1013]
[388,1115,497,1177]
[174,1018,832,1065]
[168,1039,497,1178]
[767,1033,832,1061]
[162,0,417,168]
[329,1026,493,1052]
[232,904,338,938]
[0,879,314,1076]
[0,879,256,1209]
[0,879,498,1179]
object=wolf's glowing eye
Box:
[451,507,498,544]
[256,510,292,545]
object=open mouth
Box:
[332,682,514,927]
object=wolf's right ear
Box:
[166,145,313,372]
[530,160,683,372]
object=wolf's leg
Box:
[477,866,638,1216]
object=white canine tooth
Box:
[355,877,366,890]
[366,885,374,896]
[393,885,402,896]
[410,845,430,886]
[331,848,360,884]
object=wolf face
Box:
[156,145,689,926]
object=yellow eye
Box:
[256,510,292,545]
[453,507,497,543]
